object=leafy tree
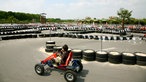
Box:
[117,8,132,29]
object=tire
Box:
[136,61,146,66]
[89,35,94,39]
[96,51,108,62]
[94,36,99,40]
[123,37,127,40]
[108,58,122,64]
[105,36,109,40]
[96,51,108,58]
[46,41,55,51]
[82,49,95,61]
[83,55,95,61]
[58,33,63,37]
[46,41,55,45]
[122,52,136,60]
[45,48,53,52]
[135,52,146,61]
[34,64,44,75]
[122,52,136,65]
[77,35,83,39]
[64,70,77,82]
[96,57,108,62]
[108,51,122,59]
[110,36,114,40]
[108,51,122,64]
[72,49,82,59]
[82,49,95,57]
[123,59,136,65]
[53,46,62,53]
[116,36,121,40]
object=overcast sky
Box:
[0,0,146,19]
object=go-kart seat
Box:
[60,51,73,66]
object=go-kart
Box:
[34,51,83,82]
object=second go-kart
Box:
[34,51,83,82]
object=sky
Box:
[0,0,146,19]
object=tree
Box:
[8,16,15,24]
[117,8,132,29]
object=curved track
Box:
[0,37,146,82]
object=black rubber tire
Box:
[53,46,62,53]
[96,57,108,62]
[46,41,55,44]
[108,58,122,64]
[45,48,53,52]
[108,51,122,59]
[123,37,127,40]
[136,61,146,66]
[105,36,109,40]
[58,33,64,37]
[122,52,136,60]
[84,35,88,39]
[64,70,77,82]
[46,41,55,50]
[116,36,121,40]
[96,51,108,58]
[89,35,94,39]
[83,55,95,61]
[77,35,83,39]
[135,52,146,61]
[110,36,114,40]
[34,64,44,75]
[82,49,95,57]
[122,59,136,65]
[94,35,99,40]
[74,61,83,73]
[108,51,122,64]
[72,49,82,59]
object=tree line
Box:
[0,10,40,24]
[0,9,146,25]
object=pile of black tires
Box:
[61,33,133,41]
[68,49,146,66]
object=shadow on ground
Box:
[42,67,89,82]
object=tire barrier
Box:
[96,51,108,62]
[0,30,41,35]
[1,34,38,40]
[53,46,62,53]
[108,51,122,64]
[45,41,56,52]
[71,49,83,59]
[44,43,146,66]
[1,30,137,41]
[122,52,136,65]
[83,49,95,61]
[135,52,146,66]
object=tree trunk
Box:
[122,18,124,30]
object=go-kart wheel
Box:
[75,61,83,73]
[64,70,77,82]
[35,64,44,75]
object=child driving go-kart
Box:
[46,44,69,68]
[35,44,83,82]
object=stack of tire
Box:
[45,41,56,52]
[122,52,136,65]
[83,49,95,61]
[108,51,122,64]
[71,49,82,59]
[53,46,62,53]
[58,33,64,37]
[96,51,108,62]
[135,52,146,66]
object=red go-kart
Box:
[34,51,83,82]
